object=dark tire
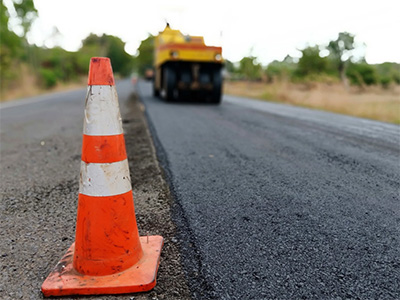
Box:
[153,83,160,98]
[210,69,222,104]
[177,69,191,101]
[163,65,176,102]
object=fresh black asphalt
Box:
[137,80,400,299]
[1,79,399,299]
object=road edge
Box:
[135,84,218,300]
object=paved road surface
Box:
[1,80,399,299]
[137,80,400,299]
[0,80,192,300]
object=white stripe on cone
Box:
[84,86,123,136]
[79,159,132,197]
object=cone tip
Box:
[88,57,115,86]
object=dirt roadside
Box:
[224,80,400,124]
[0,90,191,299]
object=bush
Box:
[265,59,295,82]
[238,56,262,80]
[374,62,400,85]
[393,73,400,84]
[380,76,392,89]
[346,63,378,86]
[295,46,330,78]
[39,68,58,88]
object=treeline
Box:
[1,0,135,96]
[2,0,399,99]
[133,32,400,89]
[225,33,400,88]
[29,34,134,88]
[1,32,135,91]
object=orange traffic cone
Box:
[41,57,163,296]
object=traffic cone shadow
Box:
[41,57,163,296]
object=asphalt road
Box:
[136,80,400,299]
[1,79,399,300]
[0,80,190,300]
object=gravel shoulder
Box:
[0,84,191,299]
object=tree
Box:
[11,0,38,38]
[80,34,134,77]
[1,1,25,92]
[265,55,296,82]
[374,62,400,85]
[295,46,329,78]
[136,35,154,76]
[346,62,378,87]
[327,32,355,85]
[106,35,134,76]
[238,56,262,80]
[0,1,22,55]
[1,0,38,95]
[224,59,235,73]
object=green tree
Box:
[224,59,236,73]
[78,33,103,74]
[0,1,23,55]
[346,62,378,86]
[37,46,80,87]
[374,62,400,85]
[8,0,38,67]
[11,0,38,37]
[136,35,154,76]
[327,32,355,85]
[31,32,135,89]
[80,34,134,77]
[265,55,296,82]
[106,35,134,76]
[238,56,262,80]
[295,46,329,78]
[1,1,24,93]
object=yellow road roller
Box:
[153,24,223,103]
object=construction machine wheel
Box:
[153,84,160,97]
[210,69,222,104]
[176,68,191,101]
[163,65,176,102]
[198,70,211,102]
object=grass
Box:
[0,64,87,103]
[224,80,400,124]
[2,73,399,125]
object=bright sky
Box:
[6,0,400,65]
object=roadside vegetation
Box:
[1,1,135,101]
[1,1,399,123]
[223,32,400,124]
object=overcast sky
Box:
[6,0,400,65]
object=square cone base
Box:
[41,235,163,297]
